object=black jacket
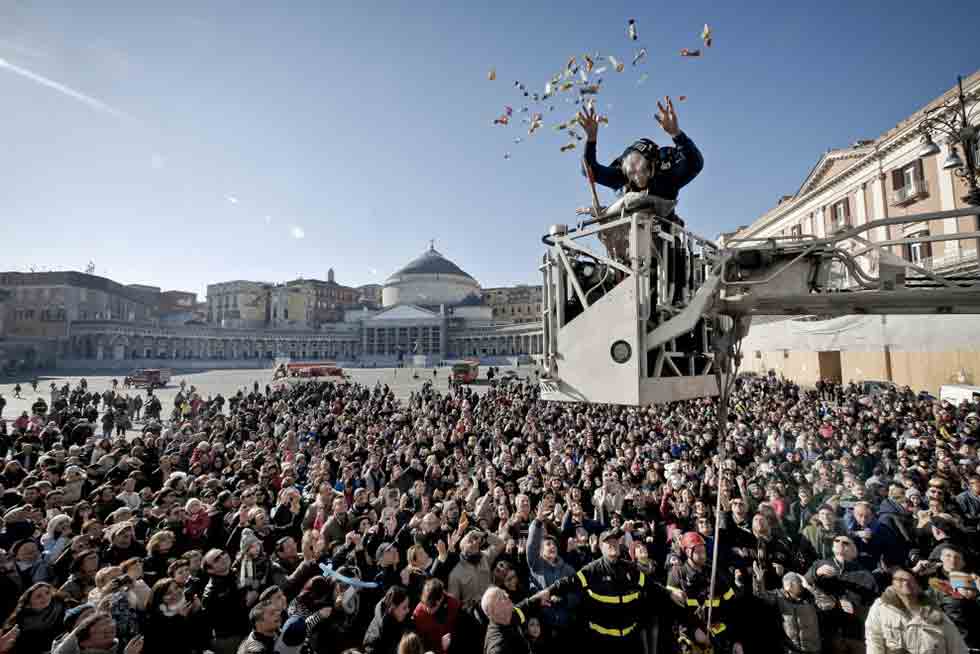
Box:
[584,132,703,198]
[202,573,249,638]
[550,555,675,642]
[484,620,530,654]
[363,599,412,654]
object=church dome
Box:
[390,247,476,280]
[382,243,481,308]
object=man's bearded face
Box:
[622,152,651,189]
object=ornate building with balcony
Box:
[730,70,980,393]
[733,71,980,279]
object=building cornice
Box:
[735,71,980,240]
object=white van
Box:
[939,384,980,406]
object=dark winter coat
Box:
[362,599,412,654]
[755,587,823,654]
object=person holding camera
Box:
[804,535,877,654]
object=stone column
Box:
[938,143,961,259]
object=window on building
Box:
[827,199,851,232]
[905,230,932,265]
[891,159,926,201]
[790,224,802,238]
[902,165,916,190]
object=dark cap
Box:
[600,528,623,542]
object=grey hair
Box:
[480,586,506,617]
[782,572,804,586]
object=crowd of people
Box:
[0,369,978,654]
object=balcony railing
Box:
[914,247,979,272]
[890,178,929,206]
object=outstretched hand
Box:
[655,96,680,137]
[577,103,599,142]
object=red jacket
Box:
[411,593,459,653]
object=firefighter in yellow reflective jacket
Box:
[667,532,746,654]
[538,528,686,654]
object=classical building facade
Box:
[731,71,980,277]
[206,280,271,328]
[483,285,543,324]
[208,270,364,330]
[731,71,980,393]
[0,271,158,345]
[5,245,543,368]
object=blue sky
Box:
[1,0,978,297]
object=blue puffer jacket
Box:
[527,519,578,629]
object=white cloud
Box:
[289,226,305,240]
[369,268,378,276]
[225,195,239,204]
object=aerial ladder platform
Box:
[539,195,980,406]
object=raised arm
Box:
[656,96,703,190]
[526,517,545,574]
[579,104,627,191]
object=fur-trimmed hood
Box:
[879,587,945,626]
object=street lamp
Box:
[919,75,980,206]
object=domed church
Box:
[347,242,540,361]
[381,242,482,309]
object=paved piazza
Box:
[0,365,537,427]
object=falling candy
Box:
[628,19,637,41]
[503,152,511,159]
[514,137,523,144]
[505,106,513,116]
[593,66,607,76]
[583,55,594,72]
[580,84,601,95]
[528,113,543,135]
[560,143,577,152]
[678,95,688,102]
[680,48,701,57]
[632,48,647,66]
[493,116,509,126]
[609,56,625,72]
[559,81,574,92]
[579,68,588,83]
[702,24,712,48]
[488,68,496,81]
